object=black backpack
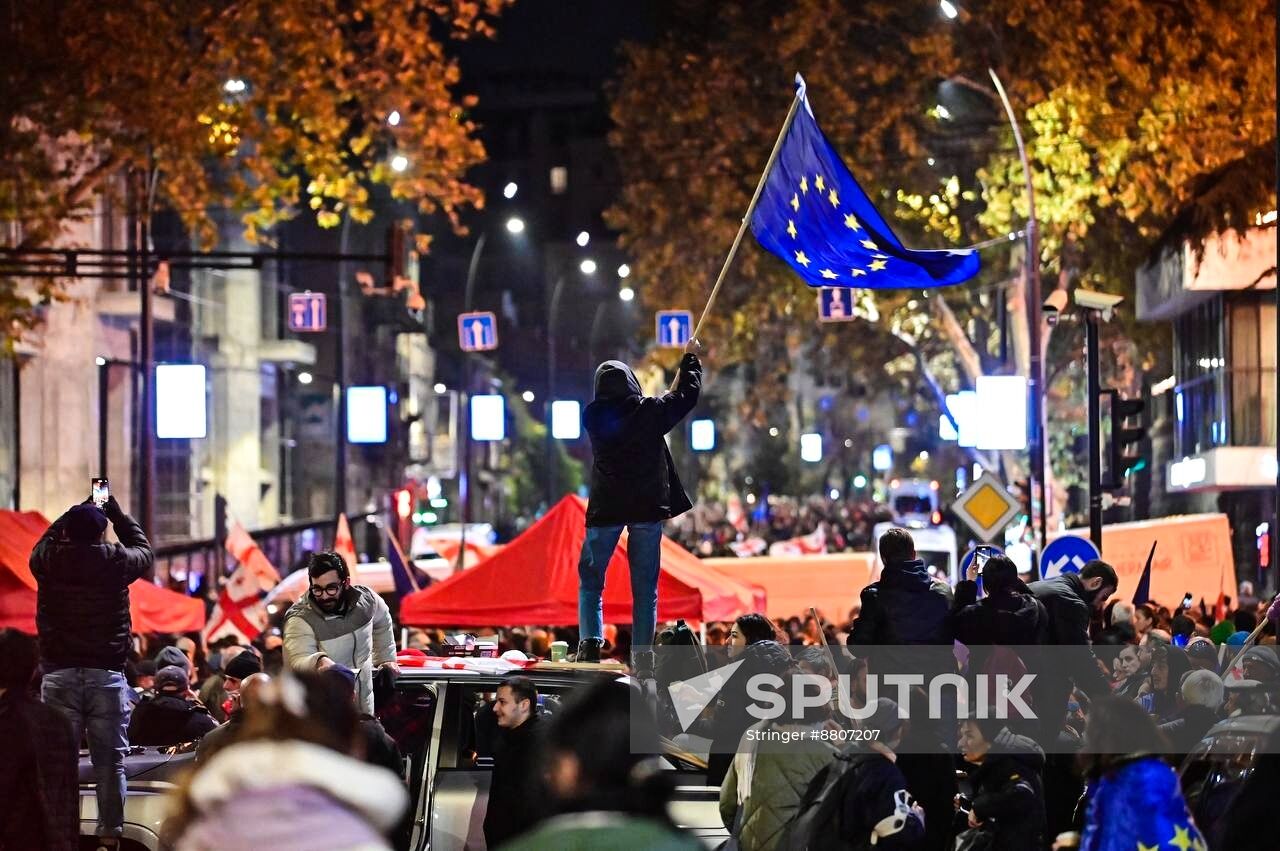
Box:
[775,746,878,851]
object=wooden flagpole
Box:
[669,87,805,391]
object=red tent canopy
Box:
[400,496,765,627]
[0,510,206,634]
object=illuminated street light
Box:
[390,154,409,173]
[940,0,959,18]
[434,383,447,394]
[297,371,313,385]
[387,109,401,126]
[223,78,247,94]
[619,286,635,302]
[522,390,535,403]
[503,181,518,199]
[505,216,525,234]
[617,263,631,278]
[95,356,107,366]
[580,258,597,274]
[576,230,590,247]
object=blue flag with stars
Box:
[750,74,980,289]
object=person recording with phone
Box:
[29,483,154,849]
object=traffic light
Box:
[1104,389,1147,489]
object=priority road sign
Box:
[458,311,499,352]
[288,292,327,332]
[1041,535,1101,579]
[818,288,856,323]
[952,472,1021,543]
[656,310,693,348]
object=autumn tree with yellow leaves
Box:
[0,0,511,342]
[607,0,1274,511]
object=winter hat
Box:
[154,646,189,672]
[1186,637,1218,664]
[1210,621,1235,645]
[1242,646,1280,676]
[65,504,108,542]
[154,665,190,695]
[133,660,157,679]
[1227,631,1250,647]
[224,651,263,681]
[323,664,358,695]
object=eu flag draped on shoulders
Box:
[750,74,980,290]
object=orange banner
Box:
[702,553,876,622]
[1054,513,1233,608]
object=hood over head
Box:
[593,360,642,400]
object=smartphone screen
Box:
[1181,593,1193,610]
[91,478,109,507]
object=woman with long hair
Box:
[163,672,406,850]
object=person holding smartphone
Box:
[29,486,154,849]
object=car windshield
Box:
[894,496,932,515]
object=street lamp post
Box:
[546,274,567,508]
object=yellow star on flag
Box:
[787,220,797,239]
[795,250,811,267]
[1137,844,1159,851]
[1169,826,1194,851]
[860,238,878,250]
[850,268,867,277]
[814,174,825,192]
[843,213,862,231]
[869,259,888,272]
[790,193,800,212]
[828,189,839,207]
[799,176,808,194]
[820,268,837,279]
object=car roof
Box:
[395,663,626,689]
[1203,713,1280,738]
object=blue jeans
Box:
[578,521,663,651]
[42,667,131,838]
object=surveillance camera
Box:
[1072,289,1125,312]
[1043,289,1069,325]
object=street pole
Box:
[137,168,156,541]
[335,218,351,517]
[546,275,566,509]
[457,233,487,572]
[1086,308,1104,551]
[988,69,1049,562]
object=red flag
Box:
[1214,593,1228,624]
[767,525,827,557]
[225,520,280,592]
[335,513,358,572]
[203,563,268,645]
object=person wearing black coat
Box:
[956,720,1046,851]
[705,639,794,786]
[1024,561,1117,743]
[30,497,153,845]
[126,666,218,746]
[848,528,954,685]
[484,677,545,848]
[577,347,702,667]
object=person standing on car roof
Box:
[577,340,702,676]
[30,496,154,850]
[283,551,398,714]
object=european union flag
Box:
[750,75,980,290]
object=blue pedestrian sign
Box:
[288,292,327,332]
[655,310,693,349]
[458,311,499,352]
[1041,535,1101,579]
[818,287,856,323]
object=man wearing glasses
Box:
[283,551,398,714]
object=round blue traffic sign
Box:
[1041,535,1101,579]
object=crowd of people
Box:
[4,493,1280,851]
[667,494,889,556]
